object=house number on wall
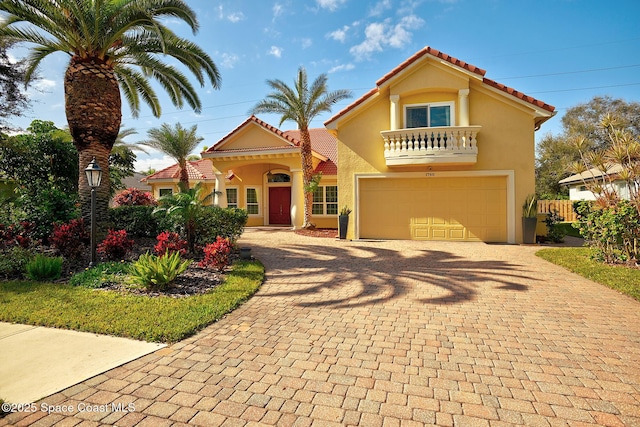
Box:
[425,173,436,177]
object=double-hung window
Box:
[226,187,238,208]
[312,185,338,215]
[246,187,260,215]
[405,102,454,128]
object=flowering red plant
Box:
[154,231,188,256]
[199,236,233,271]
[113,188,157,207]
[97,229,134,261]
[50,219,89,259]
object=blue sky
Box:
[6,0,640,172]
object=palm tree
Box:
[113,127,148,155]
[251,67,351,228]
[141,122,203,190]
[0,0,221,224]
[153,182,212,254]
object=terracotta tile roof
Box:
[143,159,215,182]
[375,46,486,88]
[206,115,298,152]
[284,128,338,175]
[205,115,338,176]
[325,45,555,127]
[482,78,555,112]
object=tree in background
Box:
[571,114,640,263]
[0,0,221,226]
[251,67,351,228]
[0,40,30,131]
[536,96,640,199]
[141,123,203,190]
[0,121,78,239]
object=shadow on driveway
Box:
[241,234,538,309]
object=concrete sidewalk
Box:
[0,323,164,404]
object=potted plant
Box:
[522,194,538,244]
[338,205,352,240]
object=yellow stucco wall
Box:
[148,181,216,204]
[334,58,544,242]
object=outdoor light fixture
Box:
[85,157,103,188]
[84,157,102,267]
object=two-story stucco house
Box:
[324,46,556,243]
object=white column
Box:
[290,169,304,229]
[214,172,228,208]
[458,89,470,127]
[390,94,400,130]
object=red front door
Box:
[269,187,291,225]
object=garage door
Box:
[359,176,507,242]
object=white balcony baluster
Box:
[381,126,481,166]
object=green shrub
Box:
[574,200,640,263]
[0,246,35,278]
[544,210,566,243]
[68,261,130,288]
[25,254,63,281]
[129,251,191,291]
[195,207,248,246]
[108,206,160,238]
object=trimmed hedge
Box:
[108,205,248,245]
[195,207,248,245]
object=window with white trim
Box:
[226,187,238,208]
[312,185,338,215]
[405,102,454,128]
[246,187,260,215]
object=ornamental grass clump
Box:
[129,251,190,291]
[25,254,63,281]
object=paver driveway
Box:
[3,228,640,426]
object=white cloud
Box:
[327,25,350,42]
[273,3,284,18]
[301,38,313,49]
[349,22,387,60]
[369,0,392,16]
[134,154,177,174]
[221,53,240,69]
[227,12,245,23]
[33,78,57,91]
[349,15,424,61]
[316,0,347,12]
[268,46,283,58]
[389,15,424,48]
[216,5,245,23]
[328,63,355,73]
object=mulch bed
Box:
[294,228,338,238]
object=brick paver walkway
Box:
[3,228,640,426]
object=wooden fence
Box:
[537,200,577,222]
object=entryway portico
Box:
[202,115,338,229]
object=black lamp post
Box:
[84,157,102,267]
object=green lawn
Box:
[536,247,640,302]
[0,260,264,343]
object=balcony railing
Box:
[381,126,481,166]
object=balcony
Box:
[381,126,481,166]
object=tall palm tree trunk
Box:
[300,128,315,229]
[64,58,121,224]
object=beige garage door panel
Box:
[359,177,507,242]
